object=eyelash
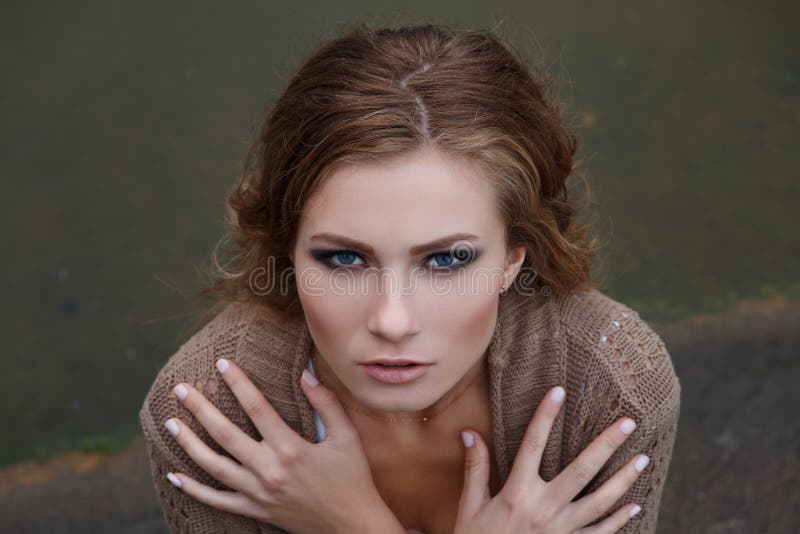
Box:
[310,248,479,272]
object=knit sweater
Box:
[139,287,681,533]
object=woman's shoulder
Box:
[556,288,681,426]
[144,302,258,394]
[138,300,304,452]
[139,303,249,433]
[548,290,681,532]
[504,287,680,415]
[138,301,285,532]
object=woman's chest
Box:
[370,454,464,534]
[358,420,501,534]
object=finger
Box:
[560,452,649,530]
[164,416,264,496]
[165,470,269,523]
[215,358,301,448]
[300,368,357,442]
[575,503,642,534]
[505,386,566,489]
[456,430,492,520]
[548,417,637,504]
[172,381,260,466]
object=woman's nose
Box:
[366,289,420,342]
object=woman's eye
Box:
[325,251,365,267]
[425,249,477,270]
[426,252,460,269]
[311,248,478,271]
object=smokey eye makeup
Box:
[309,248,482,272]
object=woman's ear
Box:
[504,245,526,288]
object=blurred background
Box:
[1,1,797,532]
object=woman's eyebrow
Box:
[309,232,479,255]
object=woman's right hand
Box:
[453,386,649,534]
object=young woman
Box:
[140,23,680,534]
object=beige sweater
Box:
[139,288,681,533]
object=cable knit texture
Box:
[139,288,680,533]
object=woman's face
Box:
[290,146,525,415]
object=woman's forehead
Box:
[304,149,495,221]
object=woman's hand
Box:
[453,386,648,534]
[162,358,404,534]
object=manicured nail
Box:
[550,386,565,403]
[629,504,641,518]
[173,384,188,400]
[620,418,637,435]
[216,358,229,374]
[635,454,650,472]
[166,472,182,488]
[461,431,474,448]
[164,418,180,437]
[302,369,319,387]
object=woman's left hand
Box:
[163,357,403,534]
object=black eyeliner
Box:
[309,247,482,270]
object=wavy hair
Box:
[196,22,602,326]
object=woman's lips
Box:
[363,357,428,365]
[360,363,432,384]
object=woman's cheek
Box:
[447,293,499,350]
[299,291,340,343]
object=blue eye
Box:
[310,248,479,271]
[327,251,364,267]
[426,245,478,270]
[310,249,366,269]
[426,252,460,269]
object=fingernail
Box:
[620,418,636,435]
[629,504,641,518]
[173,384,188,400]
[216,358,229,374]
[461,431,474,448]
[635,454,650,472]
[550,386,565,403]
[302,369,319,387]
[166,472,182,488]
[164,418,180,437]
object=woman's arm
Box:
[581,391,680,533]
[137,304,277,532]
[139,359,406,534]
[564,301,682,533]
[139,394,268,533]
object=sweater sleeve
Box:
[138,305,290,534]
[563,299,681,533]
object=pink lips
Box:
[363,357,428,365]
[360,362,432,384]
